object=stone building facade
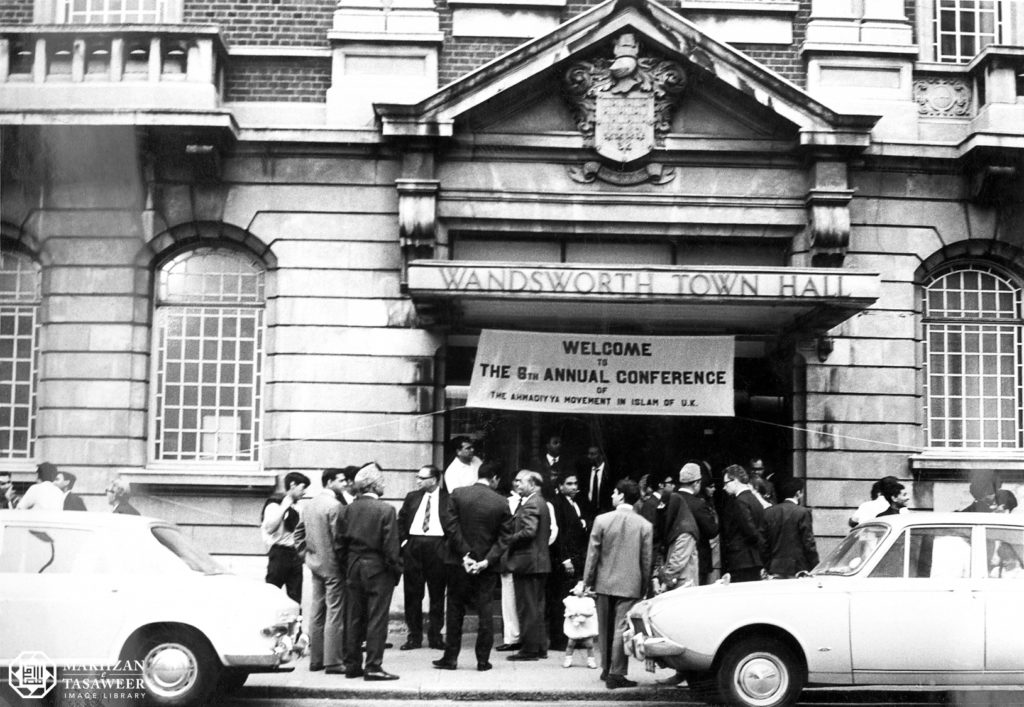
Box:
[1,0,1023,575]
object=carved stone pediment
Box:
[563,32,687,176]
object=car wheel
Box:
[215,668,249,695]
[716,636,804,707]
[131,627,220,706]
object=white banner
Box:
[467,330,734,416]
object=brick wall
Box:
[226,57,331,102]
[0,0,34,24]
[183,0,334,47]
[733,0,810,87]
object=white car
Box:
[0,510,304,706]
[626,512,1024,707]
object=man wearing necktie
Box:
[582,445,615,519]
[397,464,450,650]
[547,472,591,651]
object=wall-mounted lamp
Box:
[816,336,834,363]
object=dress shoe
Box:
[432,658,457,670]
[506,652,540,661]
[428,640,446,650]
[364,669,399,681]
[495,642,521,652]
[309,663,324,672]
[477,662,492,672]
[399,640,422,651]
[606,675,638,689]
[539,652,548,659]
[599,671,608,680]
[322,665,343,674]
[343,668,363,679]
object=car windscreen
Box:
[151,526,226,575]
[813,524,889,576]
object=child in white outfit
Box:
[562,591,598,668]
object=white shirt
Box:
[588,463,605,506]
[850,496,890,525]
[17,481,65,511]
[261,498,301,549]
[410,487,444,537]
[445,456,482,492]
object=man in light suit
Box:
[335,464,402,681]
[578,478,652,689]
[762,478,819,578]
[295,468,347,672]
[503,469,551,661]
[433,462,512,671]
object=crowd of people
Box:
[262,437,833,687]
[0,462,138,514]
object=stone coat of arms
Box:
[564,33,687,182]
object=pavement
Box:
[242,627,683,702]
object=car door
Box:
[982,524,1024,673]
[0,522,124,662]
[848,525,985,679]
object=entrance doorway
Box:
[444,350,791,491]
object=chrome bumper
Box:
[624,622,714,672]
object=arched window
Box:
[0,250,41,460]
[924,263,1022,448]
[151,247,265,464]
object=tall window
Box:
[151,248,265,464]
[934,0,1004,63]
[924,264,1022,448]
[0,251,40,460]
[61,0,165,23]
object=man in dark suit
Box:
[397,464,449,651]
[530,433,571,499]
[335,464,401,681]
[504,469,551,661]
[433,462,512,671]
[580,445,616,518]
[763,478,819,578]
[547,471,589,651]
[579,478,652,689]
[55,471,87,511]
[720,464,766,583]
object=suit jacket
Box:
[551,492,589,572]
[63,492,87,512]
[297,490,342,578]
[335,494,402,584]
[637,492,681,558]
[678,490,718,577]
[444,482,513,571]
[529,454,573,499]
[583,505,652,599]
[397,486,451,546]
[721,489,765,573]
[503,492,551,575]
[763,500,819,576]
[578,462,616,516]
[113,501,140,515]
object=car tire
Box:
[129,627,221,707]
[684,670,722,704]
[716,636,804,707]
[215,668,249,695]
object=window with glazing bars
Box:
[0,251,40,460]
[924,264,1023,448]
[152,248,265,463]
[934,0,1004,63]
[63,0,164,23]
